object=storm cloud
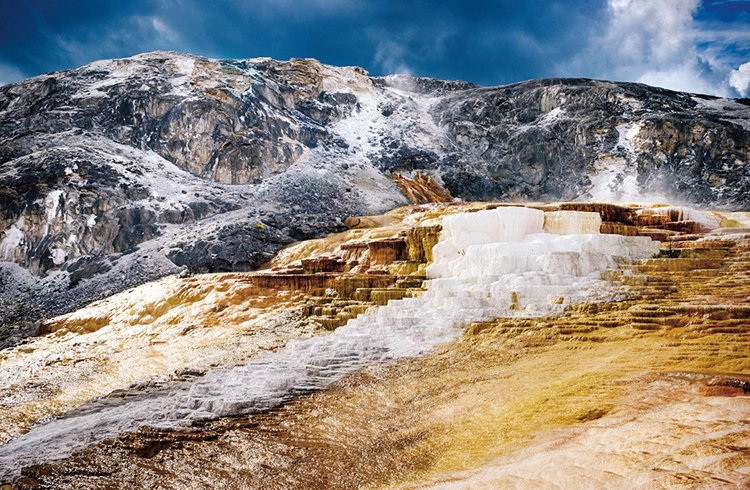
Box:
[0,0,748,95]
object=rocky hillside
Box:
[1,51,749,333]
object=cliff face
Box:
[435,80,750,202]
[1,51,749,327]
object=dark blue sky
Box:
[1,0,749,96]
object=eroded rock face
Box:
[1,51,749,329]
[0,142,241,274]
[434,79,750,202]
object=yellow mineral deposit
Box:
[0,274,316,443]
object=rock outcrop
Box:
[1,51,749,331]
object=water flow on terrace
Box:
[0,206,659,478]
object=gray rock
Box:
[0,51,748,339]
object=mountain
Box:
[1,51,749,337]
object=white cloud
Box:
[564,0,741,97]
[730,61,750,96]
[604,0,731,95]
[55,15,187,68]
[606,0,699,67]
[0,63,25,86]
[149,17,181,44]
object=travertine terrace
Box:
[1,201,749,488]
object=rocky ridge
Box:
[1,51,749,334]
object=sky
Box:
[0,0,749,97]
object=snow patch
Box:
[615,121,642,155]
[587,155,646,203]
[49,248,67,266]
[539,106,564,125]
[74,59,151,98]
[168,56,195,96]
[588,122,652,202]
[692,96,749,112]
[330,77,445,164]
[692,96,750,130]
[0,217,25,261]
[44,190,64,223]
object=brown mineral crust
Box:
[600,221,639,236]
[406,225,442,263]
[391,171,453,205]
[556,202,637,224]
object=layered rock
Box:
[434,80,750,203]
[1,51,749,332]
